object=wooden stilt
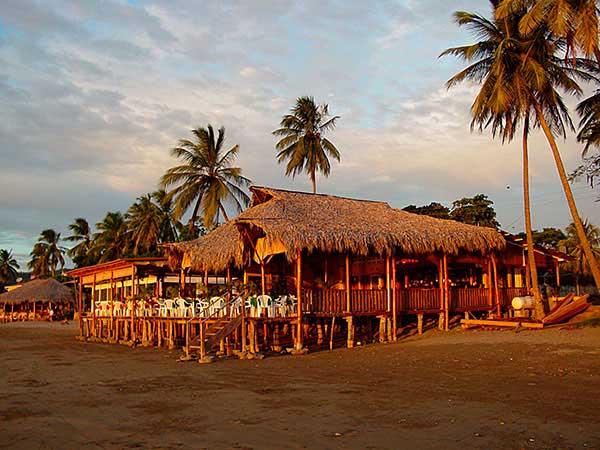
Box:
[295,252,303,350]
[329,316,336,350]
[417,313,423,335]
[346,316,354,348]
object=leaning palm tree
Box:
[92,212,130,263]
[560,219,600,294]
[442,2,548,312]
[160,125,251,230]
[65,218,93,268]
[443,0,600,303]
[273,96,341,194]
[127,194,162,256]
[28,229,66,277]
[0,249,19,285]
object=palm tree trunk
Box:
[189,195,203,232]
[218,203,229,223]
[534,102,600,291]
[522,115,545,318]
[310,170,317,194]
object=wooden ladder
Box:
[189,316,242,359]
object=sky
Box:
[1,0,599,268]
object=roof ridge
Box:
[250,185,390,205]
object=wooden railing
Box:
[303,289,346,314]
[352,289,387,312]
[450,288,490,310]
[499,287,528,306]
[303,286,529,314]
[397,288,441,312]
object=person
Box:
[48,307,54,321]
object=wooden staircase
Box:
[189,316,242,358]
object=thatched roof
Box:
[0,278,74,305]
[165,186,506,272]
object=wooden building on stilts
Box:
[70,186,569,359]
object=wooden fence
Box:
[449,287,490,310]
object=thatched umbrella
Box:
[0,278,74,305]
[165,186,506,273]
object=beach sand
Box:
[1,321,599,449]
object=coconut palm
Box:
[127,194,162,256]
[570,90,600,187]
[0,249,19,285]
[92,212,130,263]
[160,125,251,230]
[443,0,600,307]
[496,0,600,61]
[152,189,179,243]
[273,96,341,193]
[28,229,66,277]
[65,218,93,268]
[560,219,600,293]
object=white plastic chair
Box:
[176,298,193,317]
[164,299,177,317]
[256,294,273,317]
[208,296,225,317]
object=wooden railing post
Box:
[345,254,351,313]
[443,254,449,331]
[296,251,303,350]
[392,254,397,341]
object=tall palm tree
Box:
[28,229,66,277]
[0,249,19,285]
[571,90,600,187]
[496,0,600,62]
[160,125,251,230]
[92,212,129,263]
[127,194,162,256]
[152,189,179,243]
[273,96,341,193]
[443,1,600,306]
[65,218,93,268]
[560,219,600,293]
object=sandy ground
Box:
[1,322,600,450]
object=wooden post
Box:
[487,258,493,307]
[92,274,97,336]
[392,254,397,341]
[443,253,449,331]
[386,255,391,312]
[555,260,561,287]
[179,268,185,296]
[227,267,232,285]
[345,254,351,313]
[295,251,303,350]
[346,316,354,348]
[131,264,136,342]
[260,262,266,296]
[438,257,444,330]
[78,277,83,332]
[491,255,500,317]
[417,313,423,335]
[329,316,335,351]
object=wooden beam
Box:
[345,254,351,313]
[461,318,544,329]
[443,253,449,331]
[491,254,500,317]
[392,254,397,341]
[296,252,303,350]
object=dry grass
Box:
[165,186,506,272]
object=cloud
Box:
[0,0,598,267]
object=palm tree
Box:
[560,219,600,294]
[152,189,179,243]
[92,212,129,263]
[127,194,162,256]
[571,90,600,186]
[496,0,600,62]
[442,2,548,312]
[160,125,251,230]
[443,1,600,306]
[273,96,341,193]
[65,218,93,268]
[0,249,19,285]
[28,229,66,277]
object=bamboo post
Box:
[491,255,500,317]
[392,255,397,340]
[295,251,303,350]
[555,260,561,287]
[345,254,351,313]
[443,254,449,331]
